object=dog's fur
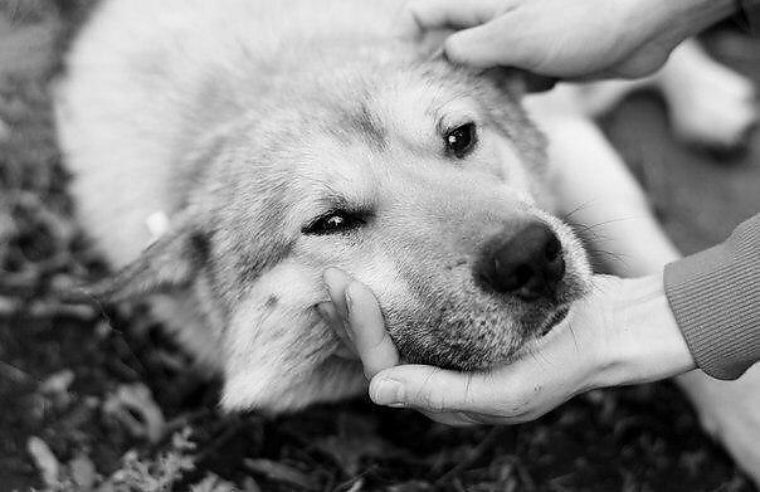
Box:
[55,0,757,415]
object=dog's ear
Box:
[72,214,210,303]
[482,67,558,95]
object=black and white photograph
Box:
[2,0,760,490]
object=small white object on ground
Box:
[27,436,61,488]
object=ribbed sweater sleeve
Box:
[664,213,760,380]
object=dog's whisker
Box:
[561,200,597,223]
[567,319,580,353]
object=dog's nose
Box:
[474,222,565,300]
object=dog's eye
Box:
[303,210,367,235]
[444,122,478,159]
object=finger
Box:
[323,267,351,319]
[419,410,482,427]
[445,19,525,68]
[369,365,489,413]
[345,281,399,379]
[407,0,503,31]
[370,365,558,425]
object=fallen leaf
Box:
[190,473,238,492]
[315,413,391,476]
[27,436,60,488]
[103,383,166,443]
[40,369,75,394]
[243,459,319,491]
[69,453,97,491]
[242,477,262,492]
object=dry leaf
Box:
[243,459,319,491]
[103,383,166,443]
[27,436,60,488]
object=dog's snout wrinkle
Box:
[474,222,566,301]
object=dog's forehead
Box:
[213,63,517,220]
[278,70,510,195]
[359,69,483,139]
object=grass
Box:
[1,2,759,491]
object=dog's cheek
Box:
[382,296,527,370]
[350,254,410,303]
[300,246,418,333]
[219,261,363,412]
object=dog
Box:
[55,0,758,422]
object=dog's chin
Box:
[474,304,573,370]
[391,325,525,373]
[392,303,576,372]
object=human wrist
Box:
[597,275,696,387]
[656,0,738,38]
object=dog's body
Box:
[58,0,596,411]
[56,0,758,424]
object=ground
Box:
[1,2,760,491]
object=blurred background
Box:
[1,1,760,490]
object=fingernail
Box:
[371,379,406,407]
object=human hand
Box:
[400,0,736,80]
[319,268,695,425]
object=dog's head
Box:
[90,40,590,412]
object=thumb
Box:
[369,365,485,413]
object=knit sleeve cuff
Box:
[664,216,760,380]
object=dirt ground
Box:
[1,2,760,491]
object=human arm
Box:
[320,212,760,423]
[401,0,739,79]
